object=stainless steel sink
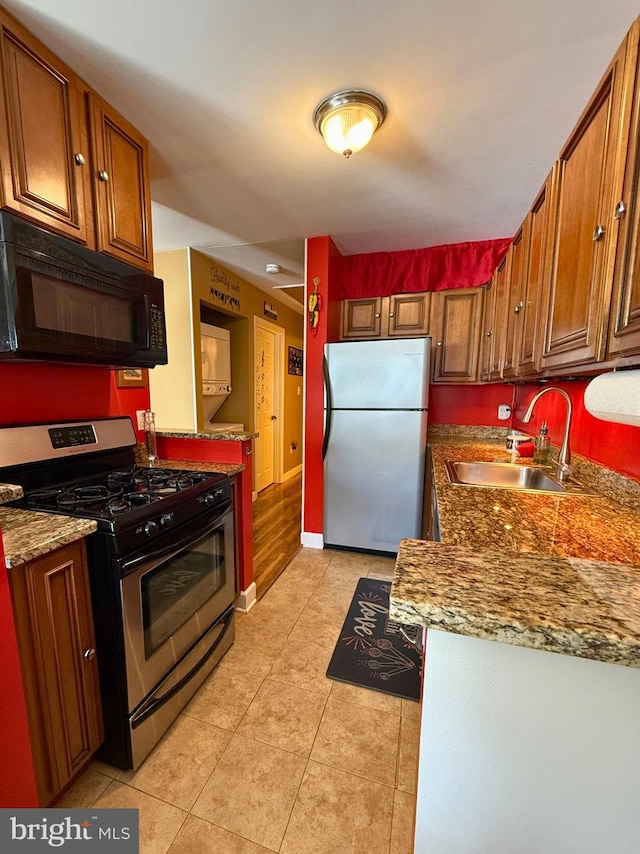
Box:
[444,460,595,495]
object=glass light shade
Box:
[319,104,379,157]
[314,90,386,158]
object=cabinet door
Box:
[517,167,559,376]
[387,292,431,336]
[608,26,640,359]
[10,541,103,805]
[541,36,632,371]
[341,297,384,338]
[431,288,484,383]
[480,276,497,381]
[502,221,531,380]
[88,92,153,271]
[488,254,510,380]
[0,10,91,243]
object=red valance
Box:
[338,238,512,299]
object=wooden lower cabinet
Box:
[9,540,103,806]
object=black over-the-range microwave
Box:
[0,212,167,368]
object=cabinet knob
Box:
[388,312,394,317]
[486,330,493,337]
[271,414,277,420]
[98,170,109,182]
[592,224,605,241]
[614,201,627,220]
[83,648,96,661]
[436,341,443,347]
[374,313,381,318]
[74,152,86,165]
[514,301,524,314]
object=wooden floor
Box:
[252,472,302,598]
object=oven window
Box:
[31,272,134,343]
[141,527,228,657]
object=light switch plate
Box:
[136,410,146,430]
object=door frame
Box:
[253,316,285,491]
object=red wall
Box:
[429,384,516,427]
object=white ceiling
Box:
[3,0,639,311]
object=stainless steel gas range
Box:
[0,417,236,770]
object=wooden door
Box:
[341,297,384,339]
[431,288,484,383]
[10,541,103,805]
[608,25,640,359]
[489,253,510,380]
[88,92,153,271]
[517,167,559,376]
[480,276,498,381]
[255,323,277,492]
[387,292,431,336]
[541,35,633,371]
[0,10,91,243]
[502,220,531,380]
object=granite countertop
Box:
[155,458,245,477]
[0,483,23,503]
[389,430,640,668]
[157,429,258,442]
[0,507,97,568]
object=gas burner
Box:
[57,484,123,511]
[124,492,163,507]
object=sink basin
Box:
[444,460,595,495]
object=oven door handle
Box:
[122,499,232,573]
[130,606,234,730]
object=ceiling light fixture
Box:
[313,89,386,158]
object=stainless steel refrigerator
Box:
[323,337,430,554]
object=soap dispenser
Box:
[533,421,550,465]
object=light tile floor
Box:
[59,548,420,854]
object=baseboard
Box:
[252,491,258,502]
[300,531,324,549]
[279,464,302,483]
[235,582,257,612]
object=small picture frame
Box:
[116,368,148,388]
[288,346,303,376]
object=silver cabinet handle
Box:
[593,224,605,241]
[98,170,109,182]
[74,153,86,165]
[614,201,627,220]
[514,301,524,314]
[83,648,96,661]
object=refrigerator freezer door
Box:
[326,338,429,410]
[324,409,427,553]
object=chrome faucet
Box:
[521,387,573,478]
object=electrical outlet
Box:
[498,405,512,421]
[136,410,147,430]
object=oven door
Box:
[119,504,235,711]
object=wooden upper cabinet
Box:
[0,9,91,243]
[341,292,430,339]
[480,275,498,381]
[608,24,640,360]
[541,32,634,372]
[488,253,510,380]
[10,541,103,806]
[517,167,559,376]
[502,219,531,380]
[341,297,384,338]
[88,92,153,271]
[430,287,484,383]
[388,292,431,336]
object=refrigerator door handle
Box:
[322,354,332,461]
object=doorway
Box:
[253,317,285,493]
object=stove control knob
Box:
[160,513,174,529]
[203,492,216,507]
[144,520,159,537]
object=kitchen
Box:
[1,1,640,854]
